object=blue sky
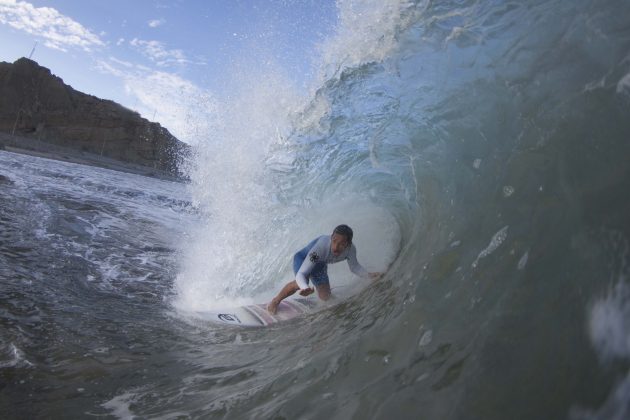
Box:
[0,0,338,142]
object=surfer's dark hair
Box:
[333,224,353,243]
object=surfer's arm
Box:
[295,237,329,290]
[295,269,311,290]
[347,245,369,278]
[295,247,318,290]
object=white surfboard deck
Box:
[197,297,318,327]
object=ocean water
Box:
[2,0,630,418]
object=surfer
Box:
[267,224,382,314]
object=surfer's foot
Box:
[267,298,280,315]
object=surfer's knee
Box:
[317,288,331,301]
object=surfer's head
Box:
[331,224,353,256]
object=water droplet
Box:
[517,251,529,270]
[472,226,509,268]
[418,329,433,347]
[416,373,429,382]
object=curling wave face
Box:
[176,0,630,418]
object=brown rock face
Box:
[0,57,189,176]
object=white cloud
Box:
[95,59,123,77]
[96,58,216,144]
[0,0,104,52]
[129,38,191,67]
[148,18,165,28]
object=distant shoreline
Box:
[0,132,188,182]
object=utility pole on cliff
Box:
[28,41,38,59]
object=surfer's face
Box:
[331,233,350,256]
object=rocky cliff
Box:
[0,58,189,176]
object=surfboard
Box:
[197,297,318,327]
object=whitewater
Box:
[2,0,630,418]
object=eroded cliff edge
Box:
[0,58,190,179]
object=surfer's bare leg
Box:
[316,283,331,301]
[268,281,300,314]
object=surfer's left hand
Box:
[369,272,384,281]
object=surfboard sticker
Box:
[200,298,317,327]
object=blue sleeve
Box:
[296,237,327,289]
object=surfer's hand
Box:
[299,287,314,296]
[369,272,383,281]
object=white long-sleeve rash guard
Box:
[295,235,369,290]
